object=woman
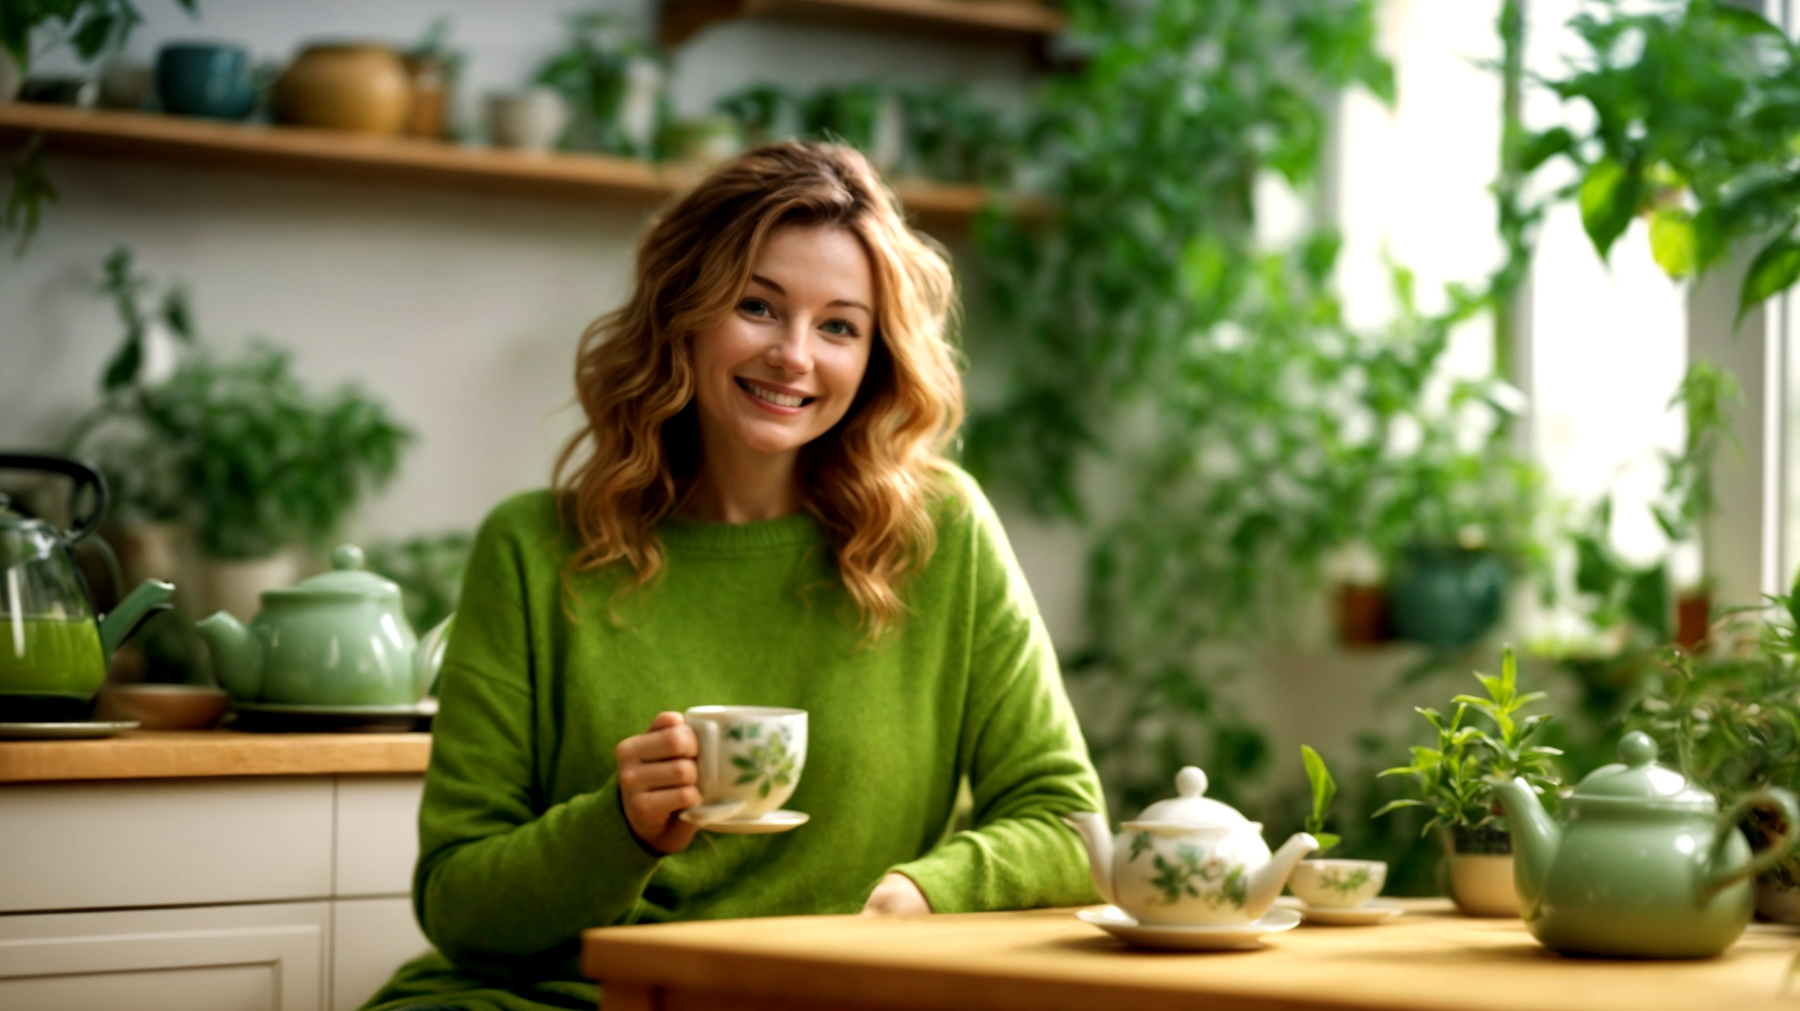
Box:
[365,141,1103,1011]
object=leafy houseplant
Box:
[533,13,665,159]
[68,248,414,561]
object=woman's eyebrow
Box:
[749,274,870,314]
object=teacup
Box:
[683,705,807,825]
[1288,859,1387,908]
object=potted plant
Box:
[1376,645,1562,915]
[67,248,413,623]
[1286,746,1389,910]
[533,13,665,159]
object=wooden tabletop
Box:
[582,899,1800,1011]
[0,730,431,783]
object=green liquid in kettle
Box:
[0,617,106,698]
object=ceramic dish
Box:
[0,720,139,740]
[1076,905,1301,950]
[1297,900,1405,926]
[681,809,810,834]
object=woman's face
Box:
[689,224,877,468]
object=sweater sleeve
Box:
[889,488,1107,912]
[412,498,662,963]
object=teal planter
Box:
[155,42,255,120]
[1388,545,1507,649]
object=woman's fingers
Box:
[620,757,698,793]
[616,722,698,765]
[617,713,705,853]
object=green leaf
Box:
[102,332,143,391]
[1625,562,1671,641]
[162,288,194,343]
[1739,236,1800,322]
[1579,158,1643,260]
[71,13,118,60]
[1372,799,1425,818]
[1312,831,1342,854]
[1649,208,1697,279]
[1520,127,1574,172]
[1301,744,1336,827]
[729,755,755,770]
[734,772,757,785]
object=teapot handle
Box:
[0,454,108,542]
[1703,787,1800,899]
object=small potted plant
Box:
[1286,745,1388,911]
[1376,645,1562,916]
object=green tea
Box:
[0,617,105,698]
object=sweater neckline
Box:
[659,510,824,553]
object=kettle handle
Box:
[0,454,108,542]
[1703,787,1800,899]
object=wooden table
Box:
[582,899,1800,1011]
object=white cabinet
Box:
[0,774,428,1011]
[0,901,330,1011]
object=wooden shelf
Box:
[0,103,991,227]
[660,0,1066,47]
[0,730,430,783]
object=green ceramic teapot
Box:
[1493,731,1799,958]
[195,545,432,707]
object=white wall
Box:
[0,2,1033,561]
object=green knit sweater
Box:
[363,471,1105,1011]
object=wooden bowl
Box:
[96,683,230,730]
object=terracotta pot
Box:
[273,43,411,134]
[1334,583,1389,646]
[1676,590,1711,652]
[401,54,450,138]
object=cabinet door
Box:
[0,901,329,1011]
[332,897,429,1011]
[0,777,334,913]
[334,775,424,897]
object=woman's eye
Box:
[740,298,773,317]
[821,319,859,337]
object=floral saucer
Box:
[680,807,810,834]
[1296,900,1404,926]
[1076,905,1302,950]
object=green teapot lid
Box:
[1569,731,1715,810]
[266,545,400,601]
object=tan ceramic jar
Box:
[273,43,411,134]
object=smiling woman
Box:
[360,142,1104,1011]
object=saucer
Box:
[1076,906,1301,950]
[0,720,139,740]
[678,800,748,827]
[688,809,810,834]
[1296,899,1404,926]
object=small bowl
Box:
[1288,859,1387,909]
[96,683,230,730]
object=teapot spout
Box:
[1491,776,1558,912]
[98,579,175,660]
[195,611,262,701]
[1244,832,1318,919]
[1060,812,1117,905]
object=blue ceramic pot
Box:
[155,42,255,120]
[1387,544,1508,649]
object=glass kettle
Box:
[0,454,174,722]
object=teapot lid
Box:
[266,545,400,601]
[1569,731,1715,810]
[1123,766,1254,829]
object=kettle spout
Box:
[1244,832,1318,919]
[195,611,262,701]
[1060,812,1117,905]
[1491,776,1558,913]
[98,579,175,661]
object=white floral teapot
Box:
[1063,766,1317,925]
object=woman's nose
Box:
[766,323,812,374]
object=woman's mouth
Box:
[737,378,814,410]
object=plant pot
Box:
[401,54,450,138]
[155,42,256,120]
[273,43,412,134]
[1676,589,1711,652]
[1334,583,1389,646]
[1388,544,1508,649]
[1447,853,1519,917]
[191,551,301,624]
[486,89,568,152]
[1755,876,1800,924]
[0,49,21,103]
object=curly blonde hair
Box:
[553,141,965,633]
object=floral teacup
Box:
[1288,859,1387,909]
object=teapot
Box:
[1493,730,1800,958]
[0,454,174,722]
[1063,766,1317,925]
[196,544,433,708]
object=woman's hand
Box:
[616,711,702,854]
[860,873,931,916]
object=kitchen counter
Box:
[582,899,1800,1011]
[0,730,431,783]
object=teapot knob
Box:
[331,544,366,571]
[1176,766,1208,798]
[1618,731,1658,768]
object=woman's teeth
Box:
[742,380,808,408]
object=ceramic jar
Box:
[486,90,568,152]
[273,43,411,134]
